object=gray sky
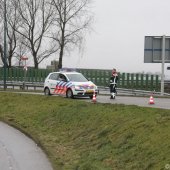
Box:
[45,0,170,76]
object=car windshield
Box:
[66,73,88,82]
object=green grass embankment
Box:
[0,92,170,170]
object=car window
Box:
[66,73,88,82]
[58,74,67,81]
[49,73,59,80]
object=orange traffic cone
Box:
[149,95,154,104]
[92,91,96,103]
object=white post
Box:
[161,35,165,96]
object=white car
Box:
[44,71,98,98]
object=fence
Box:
[0,67,161,91]
[77,69,160,91]
[0,68,50,83]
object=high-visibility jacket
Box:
[110,73,118,85]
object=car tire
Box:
[44,87,51,96]
[66,89,74,98]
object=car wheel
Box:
[44,87,51,96]
[66,89,74,98]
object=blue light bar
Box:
[59,68,77,72]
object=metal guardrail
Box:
[98,86,170,97]
[0,81,44,91]
[0,81,170,97]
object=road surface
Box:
[10,91,170,110]
[0,122,53,170]
[95,95,170,110]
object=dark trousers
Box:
[110,84,116,94]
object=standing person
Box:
[109,68,118,99]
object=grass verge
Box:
[0,92,170,170]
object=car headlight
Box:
[74,85,81,90]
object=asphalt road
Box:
[0,122,53,170]
[95,95,170,110]
[10,91,170,110]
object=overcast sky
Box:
[43,0,170,76]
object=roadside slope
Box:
[0,92,170,169]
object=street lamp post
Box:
[4,0,7,90]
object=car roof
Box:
[49,71,81,75]
[63,72,81,75]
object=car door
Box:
[48,73,59,93]
[56,74,68,92]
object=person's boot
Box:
[110,93,115,99]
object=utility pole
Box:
[4,0,7,90]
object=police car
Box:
[44,69,98,99]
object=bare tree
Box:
[50,0,93,69]
[0,0,6,67]
[0,0,23,68]
[13,35,30,67]
[11,0,58,69]
[0,44,4,66]
[6,0,20,67]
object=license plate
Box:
[86,89,94,93]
